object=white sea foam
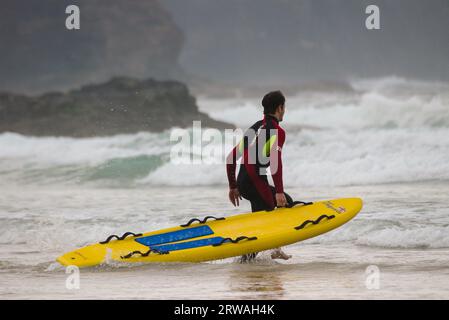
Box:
[302,221,449,249]
[0,77,448,187]
[145,77,449,187]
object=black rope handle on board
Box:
[121,248,169,259]
[180,216,226,227]
[266,200,314,211]
[286,200,313,208]
[99,232,143,244]
[294,214,335,230]
[212,236,258,247]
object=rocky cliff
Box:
[0,0,185,93]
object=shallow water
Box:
[1,182,448,299]
[1,78,449,299]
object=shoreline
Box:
[1,245,449,299]
[1,182,449,299]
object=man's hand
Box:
[275,193,287,207]
[229,188,242,207]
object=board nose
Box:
[56,254,77,266]
[353,197,363,212]
[56,250,90,267]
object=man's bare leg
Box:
[271,248,292,260]
[239,252,258,263]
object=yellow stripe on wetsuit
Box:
[238,134,277,157]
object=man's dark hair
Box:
[262,90,285,115]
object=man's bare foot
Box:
[270,248,292,260]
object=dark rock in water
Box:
[0,77,234,137]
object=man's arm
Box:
[226,145,239,189]
[270,127,286,206]
[226,140,243,206]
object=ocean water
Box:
[1,77,449,299]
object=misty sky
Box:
[163,0,449,84]
[1,0,448,94]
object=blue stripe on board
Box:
[151,237,224,252]
[135,225,214,247]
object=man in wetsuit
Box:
[226,90,293,262]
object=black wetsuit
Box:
[226,114,292,261]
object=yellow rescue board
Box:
[57,198,362,268]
